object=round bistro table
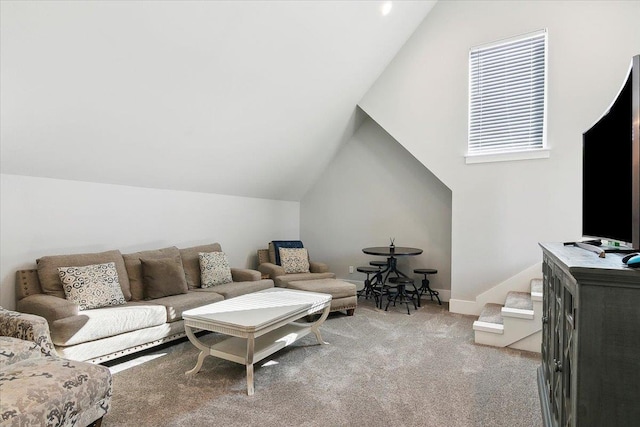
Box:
[362,246,423,284]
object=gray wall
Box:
[301,113,452,297]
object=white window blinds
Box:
[468,30,547,155]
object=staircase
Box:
[472,278,542,353]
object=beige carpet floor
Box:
[103,298,542,427]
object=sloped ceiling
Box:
[0,1,436,201]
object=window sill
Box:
[465,148,550,165]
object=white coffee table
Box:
[182,288,332,395]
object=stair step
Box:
[473,303,504,334]
[530,278,543,302]
[474,278,543,351]
[502,291,534,319]
[473,320,504,334]
[504,291,533,310]
[478,302,503,325]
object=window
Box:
[467,29,548,163]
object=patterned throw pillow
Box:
[58,262,126,310]
[279,248,310,274]
[199,252,233,287]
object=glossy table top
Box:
[362,246,423,256]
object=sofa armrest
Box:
[230,268,261,282]
[309,261,330,273]
[0,307,57,357]
[258,262,286,278]
[16,294,79,323]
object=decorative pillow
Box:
[279,248,310,274]
[179,243,223,289]
[199,252,233,287]
[140,256,189,299]
[269,240,304,265]
[57,262,126,310]
[122,246,180,301]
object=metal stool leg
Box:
[384,286,395,311]
[400,284,410,315]
[410,281,421,307]
[384,282,416,315]
[357,273,372,298]
[357,267,384,308]
[418,275,441,305]
[373,267,386,309]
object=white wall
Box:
[0,174,299,310]
[301,115,452,297]
[359,1,640,304]
[0,1,435,201]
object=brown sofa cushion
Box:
[274,272,336,288]
[179,243,222,289]
[192,279,274,300]
[37,250,131,300]
[288,278,357,299]
[123,247,181,301]
[140,256,189,299]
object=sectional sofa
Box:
[15,243,274,363]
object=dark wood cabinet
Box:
[538,243,640,427]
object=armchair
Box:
[257,241,335,287]
[257,241,357,316]
[0,307,112,427]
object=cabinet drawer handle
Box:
[554,359,563,372]
[542,316,548,324]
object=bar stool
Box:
[385,277,418,315]
[356,266,381,306]
[414,268,441,305]
[369,260,388,269]
[369,260,387,301]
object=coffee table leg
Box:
[184,325,211,375]
[246,335,255,396]
[186,351,208,375]
[310,304,331,345]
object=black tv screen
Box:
[582,75,632,244]
[582,55,640,250]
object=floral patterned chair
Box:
[0,307,112,427]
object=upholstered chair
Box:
[0,307,112,427]
[257,241,335,288]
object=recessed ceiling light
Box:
[381,1,393,16]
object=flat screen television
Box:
[582,54,640,251]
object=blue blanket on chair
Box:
[271,240,304,265]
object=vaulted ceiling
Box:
[1,1,436,200]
